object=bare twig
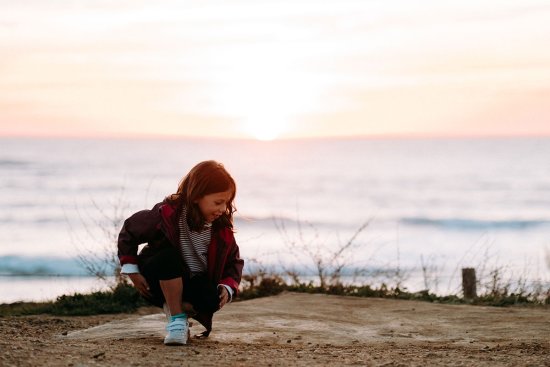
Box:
[66,188,129,288]
[273,212,372,289]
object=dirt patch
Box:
[1,292,548,366]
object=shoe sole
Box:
[164,330,190,346]
[164,341,187,346]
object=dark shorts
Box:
[138,245,219,314]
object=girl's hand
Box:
[218,286,229,309]
[128,273,151,297]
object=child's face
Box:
[196,190,233,223]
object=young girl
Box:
[117,160,244,345]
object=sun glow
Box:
[203,42,323,141]
[242,121,287,141]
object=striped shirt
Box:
[178,206,212,276]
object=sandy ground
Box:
[1,292,549,366]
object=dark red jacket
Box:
[117,201,244,336]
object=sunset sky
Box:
[1,1,549,140]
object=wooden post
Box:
[462,268,477,300]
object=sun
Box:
[242,121,286,141]
[203,43,321,142]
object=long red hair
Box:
[165,160,236,231]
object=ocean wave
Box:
[0,159,30,167]
[0,216,68,225]
[0,255,95,276]
[235,215,337,229]
[400,217,549,230]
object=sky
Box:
[1,0,549,140]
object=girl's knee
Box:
[144,246,184,280]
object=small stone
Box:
[287,340,292,343]
[62,331,68,336]
[93,352,105,359]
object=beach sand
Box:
[1,292,548,366]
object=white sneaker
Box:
[164,318,189,346]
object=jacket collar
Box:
[159,202,229,246]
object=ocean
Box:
[1,137,549,302]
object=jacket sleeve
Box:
[219,231,244,296]
[117,203,162,266]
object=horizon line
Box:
[2,132,550,141]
